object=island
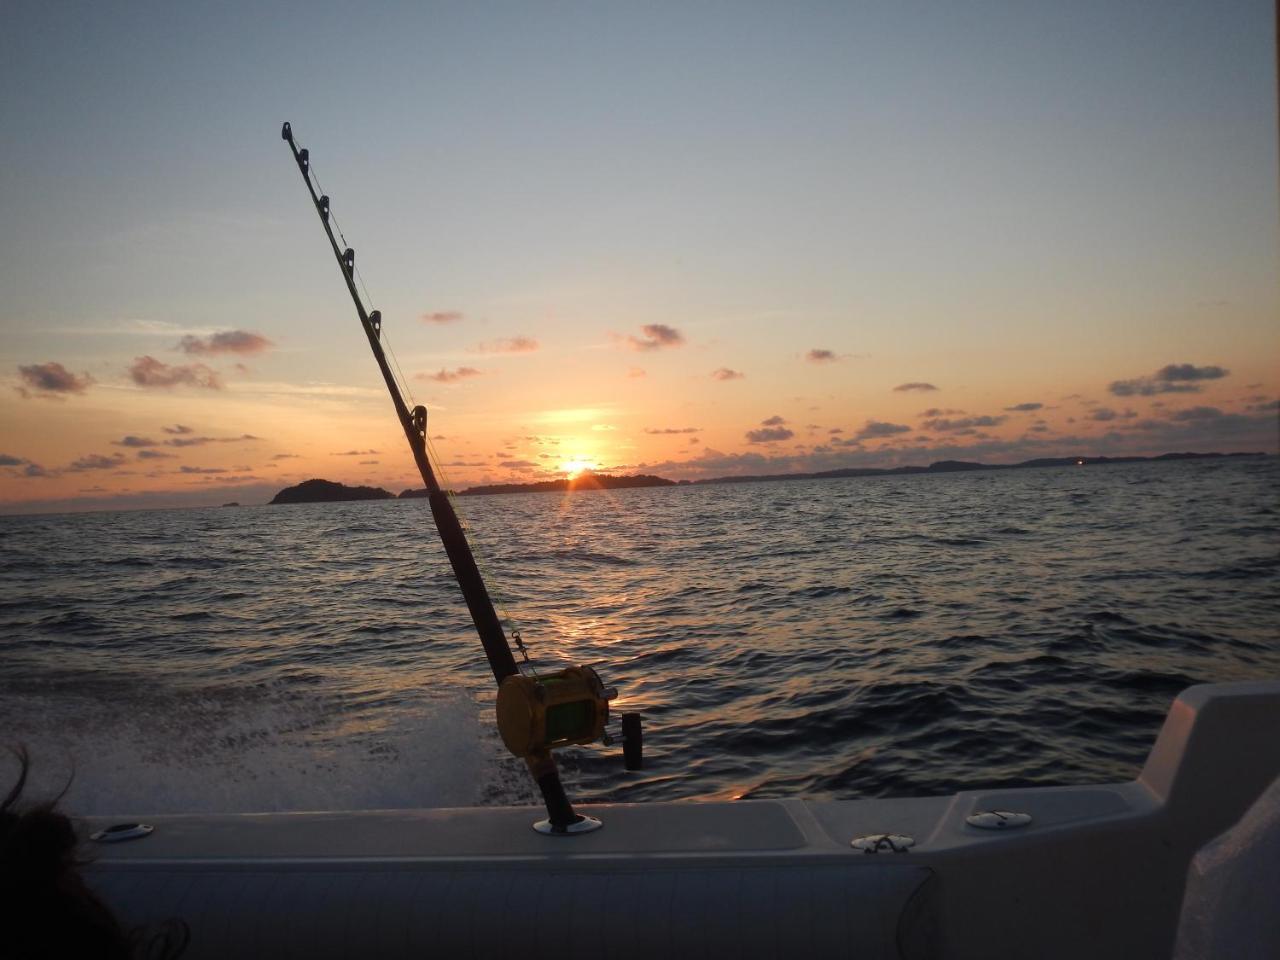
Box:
[399,472,676,498]
[269,478,395,505]
[275,453,1266,505]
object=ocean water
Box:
[1,456,1277,816]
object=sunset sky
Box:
[2,1,1276,513]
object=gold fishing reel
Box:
[496,665,643,769]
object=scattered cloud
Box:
[920,408,964,417]
[333,449,379,456]
[136,450,175,460]
[178,465,227,474]
[1169,406,1224,422]
[921,415,1007,433]
[420,311,463,324]
[1157,363,1229,383]
[16,361,93,398]
[1005,402,1043,412]
[270,453,300,460]
[0,454,23,466]
[67,453,127,472]
[165,433,260,448]
[1109,363,1228,397]
[745,418,795,443]
[591,424,616,431]
[626,324,685,351]
[163,424,194,435]
[129,356,221,389]
[644,427,701,435]
[711,367,745,381]
[358,459,379,465]
[473,336,539,354]
[894,382,938,392]
[855,420,912,440]
[1087,407,1136,422]
[177,330,273,356]
[806,349,838,363]
[113,436,159,448]
[499,459,536,471]
[419,366,482,383]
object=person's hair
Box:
[0,745,188,959]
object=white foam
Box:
[3,685,536,816]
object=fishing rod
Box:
[281,122,640,834]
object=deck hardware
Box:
[91,823,154,843]
[851,833,915,853]
[533,814,604,836]
[966,810,1033,830]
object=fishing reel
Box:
[496,665,643,770]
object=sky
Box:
[1,0,1277,513]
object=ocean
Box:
[1,455,1277,816]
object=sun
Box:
[560,458,597,478]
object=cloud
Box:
[626,324,684,351]
[0,454,23,466]
[129,356,221,389]
[1005,402,1043,412]
[67,453,127,472]
[419,366,482,383]
[165,433,261,448]
[177,330,273,356]
[591,424,616,432]
[894,382,938,392]
[1248,399,1279,412]
[711,367,745,381]
[761,415,788,427]
[1169,406,1224,422]
[920,408,964,417]
[420,311,463,324]
[499,459,537,471]
[112,436,159,448]
[1156,363,1228,383]
[136,449,175,460]
[270,453,300,460]
[806,349,838,363]
[163,424,194,435]
[333,449,379,456]
[1109,363,1229,397]
[358,459,379,465]
[855,420,912,440]
[179,465,227,474]
[745,425,795,443]
[17,361,94,398]
[473,337,539,354]
[644,427,701,435]
[921,415,1007,432]
[1087,407,1136,422]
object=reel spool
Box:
[496,665,643,769]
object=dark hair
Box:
[0,746,188,960]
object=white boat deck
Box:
[84,680,1280,959]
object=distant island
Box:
[269,478,395,505]
[270,453,1266,505]
[400,472,675,498]
[687,450,1266,487]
